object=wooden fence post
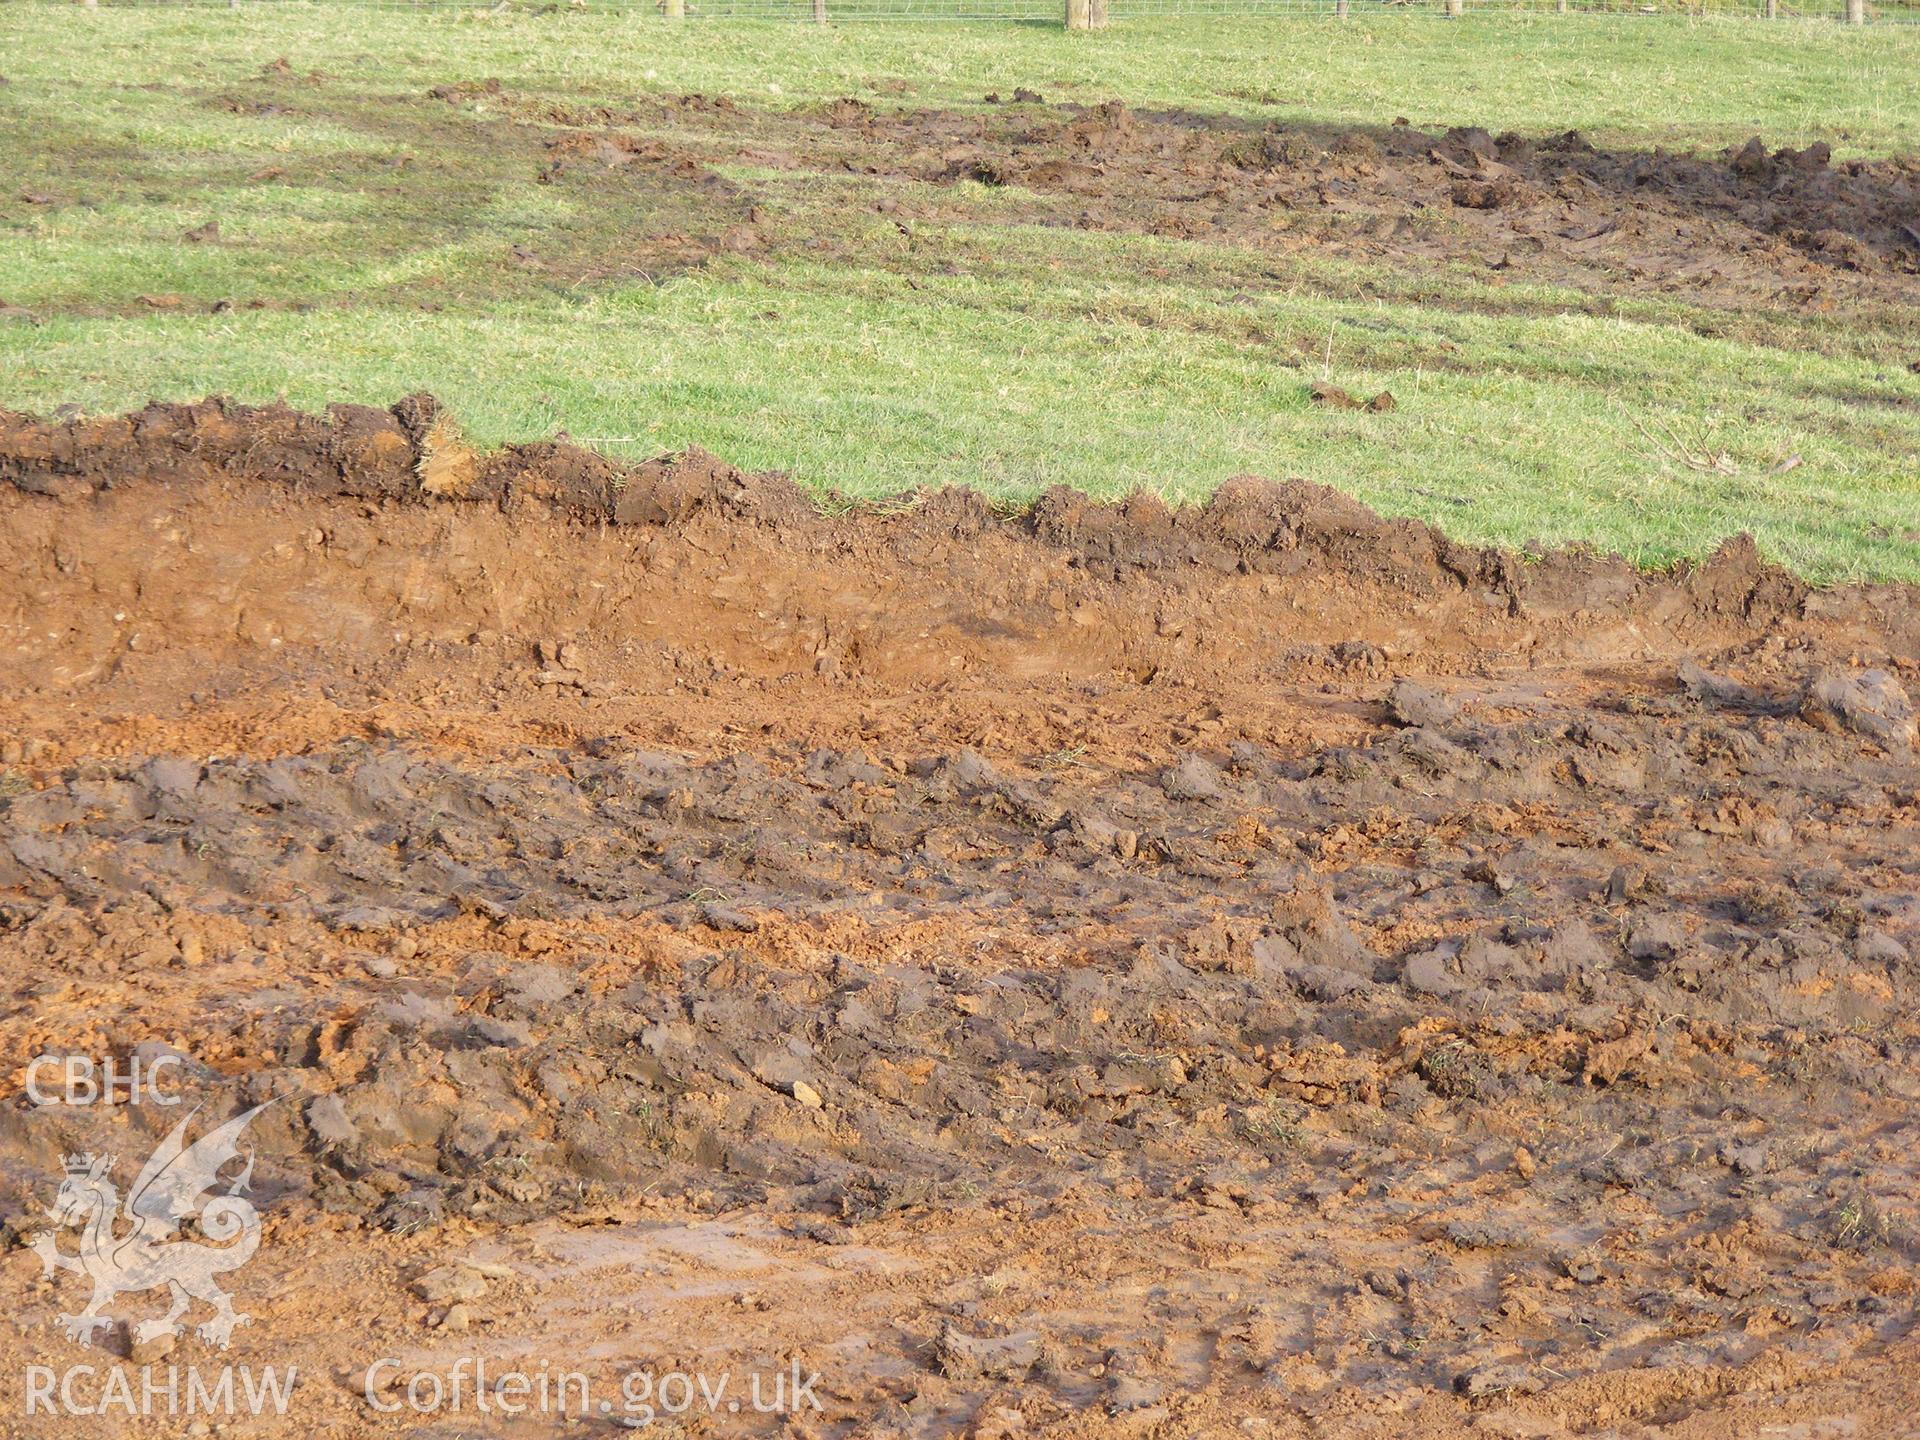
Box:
[1764,0,1776,15]
[813,0,827,19]
[1446,0,1464,16]
[1847,0,1866,21]
[1066,0,1091,27]
[1337,0,1350,16]
[663,0,685,17]
[1088,0,1108,22]
[1557,0,1568,12]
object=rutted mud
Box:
[485,84,1920,312]
[0,402,1917,1437]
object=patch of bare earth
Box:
[0,398,1915,1437]
[518,86,1920,311]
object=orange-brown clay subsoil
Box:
[0,398,1916,1439]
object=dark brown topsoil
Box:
[509,86,1920,311]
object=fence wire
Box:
[13,0,1916,20]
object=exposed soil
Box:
[0,399,1916,1438]
[27,71,1915,343]
[495,86,1920,313]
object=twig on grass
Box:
[1633,415,1738,476]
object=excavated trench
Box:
[0,398,1916,1437]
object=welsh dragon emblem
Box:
[31,1103,271,1349]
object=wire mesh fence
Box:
[13,0,1916,20]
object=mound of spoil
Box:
[0,398,1916,1437]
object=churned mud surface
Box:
[0,399,1917,1438]
[27,65,1914,326]
[495,83,1920,311]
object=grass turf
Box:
[2,6,1918,582]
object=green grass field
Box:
[3,6,1918,581]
